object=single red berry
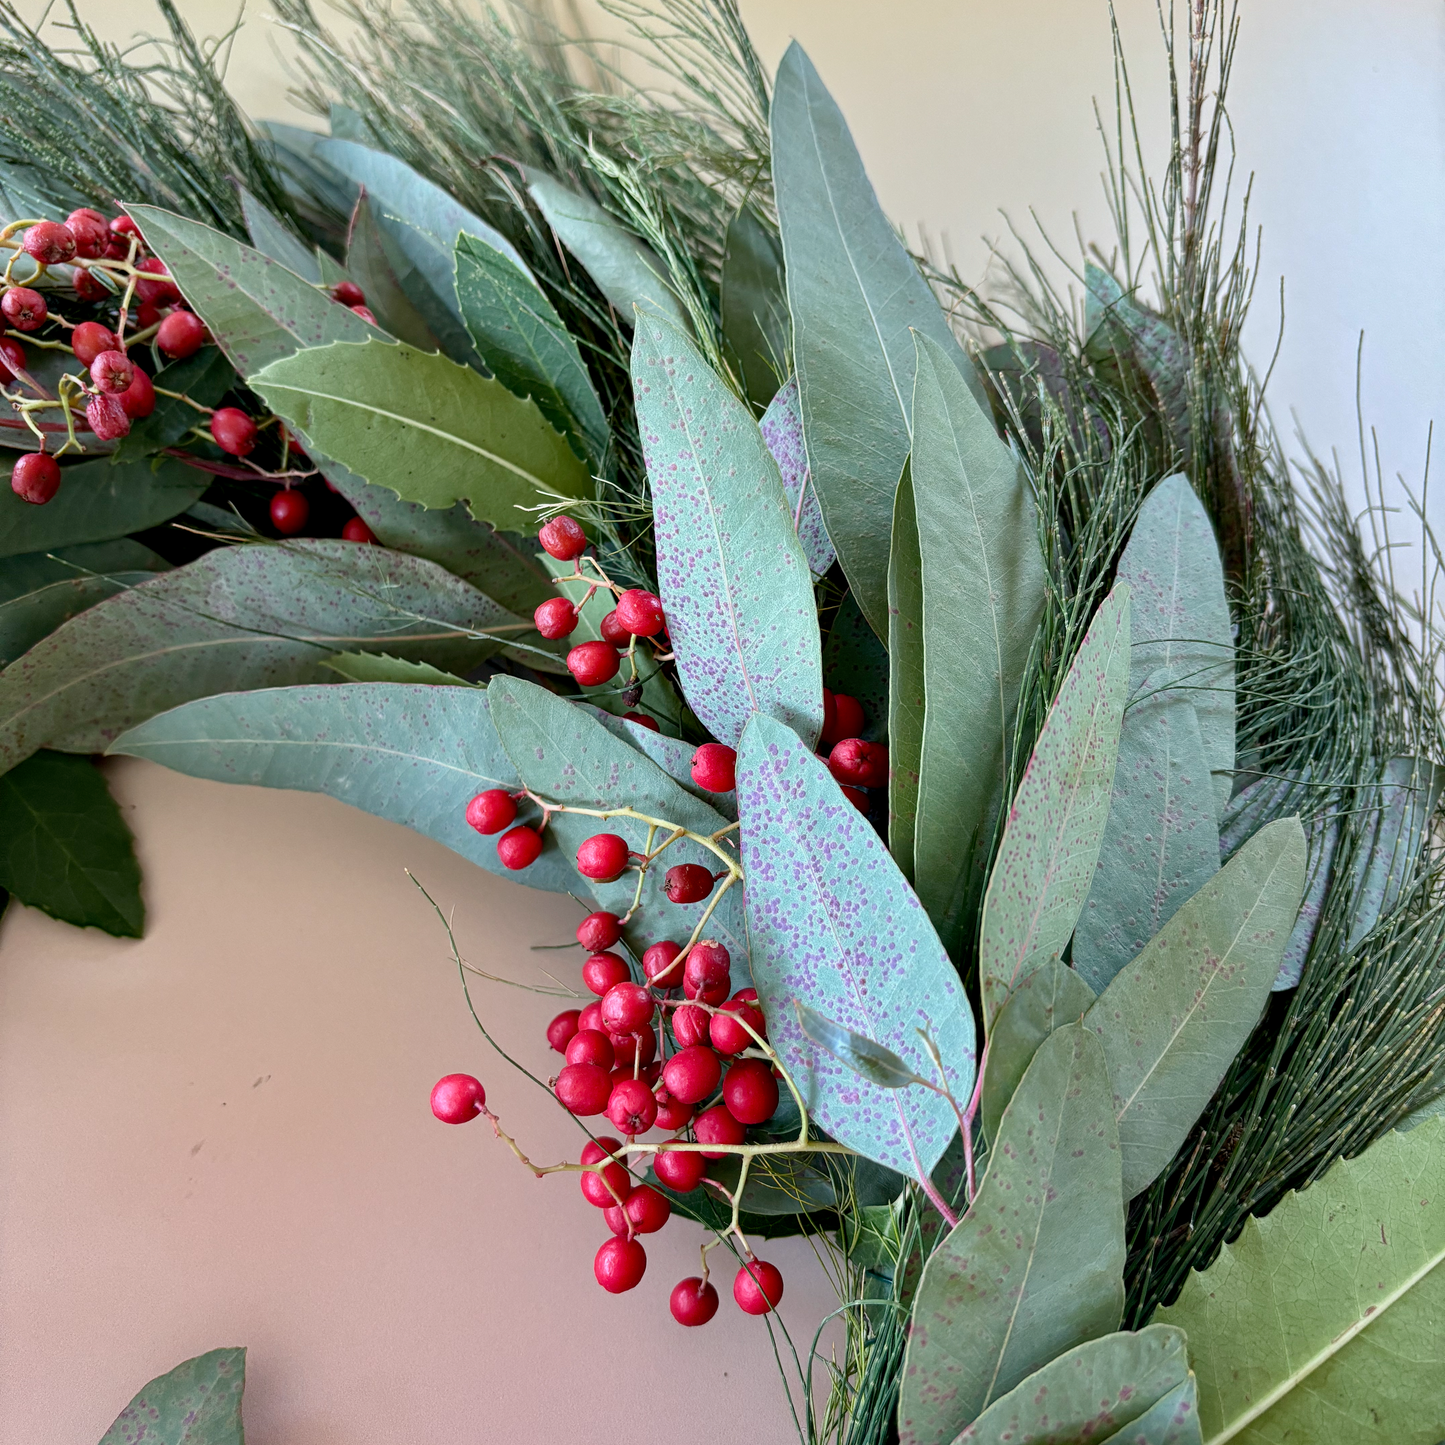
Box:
[576,911,622,952]
[623,1184,670,1233]
[546,1009,581,1053]
[623,711,660,732]
[828,738,889,790]
[270,489,309,535]
[581,951,630,997]
[134,256,180,305]
[351,304,378,325]
[430,1072,485,1124]
[10,452,61,505]
[22,220,76,265]
[841,785,869,814]
[665,863,715,904]
[119,366,155,419]
[533,595,579,640]
[2,286,46,331]
[672,1003,712,1049]
[85,394,130,440]
[695,1103,746,1158]
[555,1061,613,1115]
[210,406,257,457]
[576,832,630,882]
[723,1058,779,1125]
[134,301,162,331]
[600,981,655,1035]
[538,514,588,561]
[64,209,107,259]
[109,214,142,240]
[73,266,109,302]
[465,788,517,835]
[710,994,766,1055]
[0,336,26,380]
[341,517,378,544]
[652,1082,693,1131]
[156,308,206,358]
[690,743,737,793]
[566,1028,616,1071]
[331,280,366,307]
[654,1148,707,1192]
[70,320,117,367]
[642,939,684,990]
[609,1027,656,1070]
[89,349,134,395]
[683,940,731,1005]
[670,1276,719,1326]
[734,1260,784,1315]
[567,640,620,687]
[607,1076,658,1135]
[833,693,866,741]
[602,1202,630,1236]
[496,824,543,870]
[661,1045,721,1106]
[613,588,666,637]
[599,609,631,646]
[580,1137,632,1207]
[594,1236,647,1293]
[577,1001,604,1033]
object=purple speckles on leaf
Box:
[99,1347,246,1445]
[760,377,835,577]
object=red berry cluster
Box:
[820,688,886,812]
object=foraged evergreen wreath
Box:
[4,1,1445,1438]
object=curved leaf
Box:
[1154,1118,1445,1444]
[737,712,975,1177]
[899,1022,1125,1445]
[1,555,156,667]
[631,313,823,749]
[323,651,470,685]
[759,376,835,577]
[722,204,787,410]
[346,193,443,351]
[794,1002,921,1088]
[249,339,592,529]
[239,183,321,281]
[98,1347,245,1445]
[888,458,924,879]
[1348,756,1445,949]
[586,705,735,818]
[1086,816,1308,1198]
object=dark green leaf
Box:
[346,193,444,351]
[97,1347,245,1445]
[823,588,890,740]
[0,561,155,668]
[110,347,238,463]
[0,539,167,607]
[793,1001,921,1088]
[239,183,321,281]
[721,204,787,410]
[888,458,924,879]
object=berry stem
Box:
[520,796,745,881]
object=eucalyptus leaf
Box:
[1154,1117,1445,1444]
[979,584,1131,1030]
[1086,816,1307,1198]
[824,589,890,739]
[898,1022,1126,1445]
[239,183,321,281]
[794,1001,921,1088]
[759,376,835,577]
[738,712,974,1177]
[1348,756,1445,949]
[632,313,823,749]
[888,458,924,878]
[0,538,167,606]
[0,557,155,667]
[911,331,1047,959]
[586,706,734,817]
[98,1347,245,1445]
[722,205,787,409]
[110,347,238,463]
[260,121,359,219]
[249,339,592,529]
[346,192,444,351]
[323,652,471,685]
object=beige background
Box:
[2,1,1442,1439]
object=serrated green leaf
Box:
[899,1022,1126,1445]
[110,682,577,893]
[0,750,144,937]
[0,563,155,668]
[110,347,238,464]
[632,312,823,749]
[888,458,924,879]
[323,651,472,685]
[823,588,890,739]
[1154,1118,1445,1444]
[98,1347,245,1445]
[346,193,443,351]
[251,339,591,529]
[980,585,1130,1029]
[794,1001,921,1088]
[1086,816,1307,1198]
[239,183,321,281]
[721,204,787,410]
[911,331,1047,959]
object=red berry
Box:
[70,321,117,367]
[85,394,130,440]
[156,309,206,358]
[496,824,543,869]
[577,1001,604,1033]
[65,209,107,259]
[652,1083,693,1131]
[683,940,731,1005]
[22,221,76,265]
[119,366,155,419]
[576,832,630,882]
[602,1201,630,1236]
[89,349,134,395]
[670,1276,719,1326]
[0,336,26,380]
[623,711,660,731]
[710,995,766,1055]
[210,406,257,457]
[567,640,620,687]
[533,595,579,640]
[665,863,715,904]
[538,514,588,560]
[341,517,378,544]
[734,1260,784,1315]
[654,1148,707,1192]
[624,1184,670,1233]
[350,304,378,324]
[270,490,309,535]
[555,1061,613,1115]
[609,1027,657,1070]
[642,940,684,990]
[580,1137,632,1207]
[594,1236,647,1293]
[690,743,737,793]
[582,951,630,996]
[134,301,162,331]
[134,255,181,305]
[841,785,869,814]
[10,452,61,505]
[107,215,141,257]
[566,1028,616,1071]
[828,738,889,790]
[599,609,630,646]
[576,911,622,952]
[614,587,666,637]
[2,286,46,331]
[546,1009,581,1053]
[331,280,366,307]
[72,267,108,302]
[600,981,655,1034]
[607,1076,658,1135]
[661,1045,721,1106]
[430,1072,485,1124]
[465,788,517,835]
[723,1058,779,1125]
[695,1103,746,1158]
[833,693,866,741]
[672,1003,712,1049]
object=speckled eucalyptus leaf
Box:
[979,584,1130,1031]
[794,1001,922,1088]
[898,1022,1126,1445]
[631,313,823,750]
[239,183,321,281]
[586,706,736,820]
[759,377,835,577]
[99,1347,246,1445]
[888,458,924,878]
[738,713,974,1177]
